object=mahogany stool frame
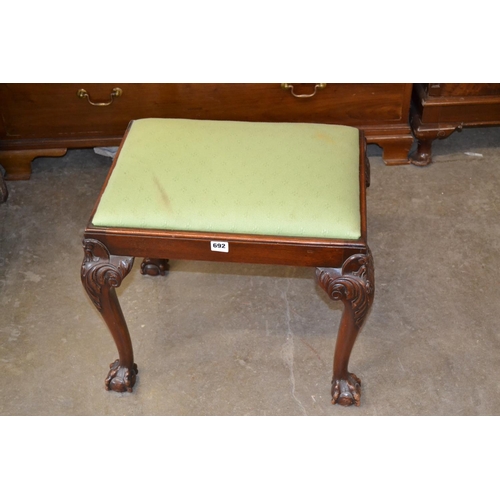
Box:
[81,129,374,407]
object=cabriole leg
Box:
[81,238,138,393]
[316,251,375,407]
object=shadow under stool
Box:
[81,118,374,406]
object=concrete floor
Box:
[1,127,500,415]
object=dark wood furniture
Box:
[410,83,500,165]
[0,83,413,180]
[0,171,7,203]
[81,116,374,407]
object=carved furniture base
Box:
[81,239,136,393]
[105,359,139,393]
[316,251,374,407]
[332,373,362,407]
[85,247,375,402]
[0,148,67,180]
[140,258,169,276]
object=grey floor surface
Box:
[1,127,500,416]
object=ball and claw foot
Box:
[105,359,139,393]
[140,258,169,277]
[331,373,361,407]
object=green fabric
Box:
[92,118,361,239]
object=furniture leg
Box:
[410,138,434,166]
[409,113,462,166]
[316,251,374,406]
[0,149,67,180]
[81,238,137,393]
[140,258,169,276]
[364,150,371,188]
[410,125,463,166]
[0,172,7,203]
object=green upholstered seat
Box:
[92,118,362,240]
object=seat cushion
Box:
[92,118,362,240]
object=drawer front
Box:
[1,84,165,138]
[152,83,410,124]
[0,83,411,141]
[428,83,500,97]
[430,101,500,124]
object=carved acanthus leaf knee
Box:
[316,251,374,327]
[81,239,134,310]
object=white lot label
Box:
[210,241,229,253]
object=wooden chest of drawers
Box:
[0,83,413,179]
[410,83,500,165]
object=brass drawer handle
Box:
[281,83,326,98]
[77,87,123,106]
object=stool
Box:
[81,118,374,407]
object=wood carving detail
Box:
[316,252,374,328]
[81,238,137,393]
[316,251,374,407]
[81,239,134,311]
[332,373,362,408]
[105,359,138,393]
